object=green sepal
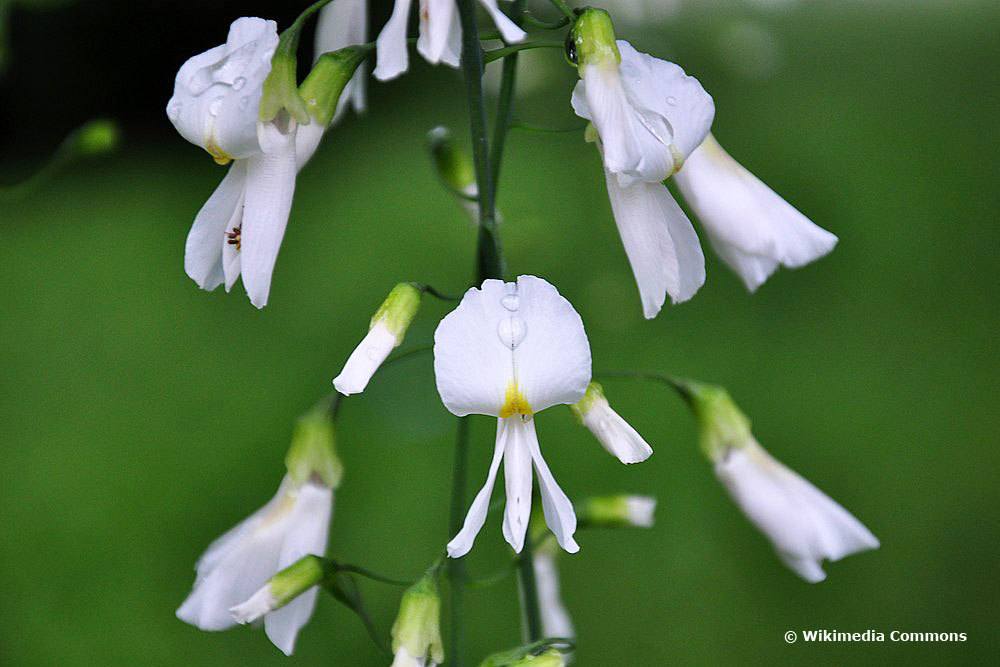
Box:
[569,8,620,72]
[299,46,371,126]
[392,573,444,664]
[259,32,310,125]
[372,283,422,341]
[285,402,343,488]
[427,126,476,192]
[674,379,753,462]
[270,555,325,606]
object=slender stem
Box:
[595,370,693,401]
[546,0,576,20]
[334,563,413,587]
[489,0,527,202]
[447,416,471,667]
[516,537,543,642]
[483,41,564,64]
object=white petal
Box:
[294,121,327,171]
[265,482,332,655]
[715,441,878,582]
[477,0,526,43]
[674,135,838,292]
[533,549,574,640]
[418,0,460,65]
[624,496,656,528]
[391,648,424,667]
[240,122,298,309]
[222,225,242,292]
[573,65,672,184]
[528,421,579,553]
[315,0,368,122]
[375,0,413,81]
[603,166,704,317]
[168,17,278,160]
[433,276,591,417]
[185,161,247,291]
[501,418,534,553]
[447,420,506,558]
[617,40,714,164]
[580,397,652,464]
[230,585,277,624]
[333,321,399,395]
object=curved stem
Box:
[594,369,693,401]
[546,0,576,21]
[334,563,414,587]
[483,40,564,64]
[489,0,527,203]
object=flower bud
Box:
[427,126,476,193]
[72,119,121,157]
[299,46,371,127]
[333,283,421,395]
[570,382,652,464]
[230,555,325,624]
[576,494,656,529]
[568,8,620,71]
[480,648,566,667]
[259,37,310,125]
[391,574,444,667]
[285,403,343,488]
[675,380,753,462]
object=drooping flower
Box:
[314,0,368,124]
[683,380,879,582]
[176,406,342,654]
[673,134,838,291]
[576,494,656,529]
[533,541,574,642]
[570,382,652,464]
[334,283,422,395]
[434,275,592,556]
[390,573,444,667]
[569,9,714,317]
[374,0,526,81]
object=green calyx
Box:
[259,34,310,125]
[270,555,325,606]
[72,119,120,156]
[576,495,631,527]
[675,380,753,462]
[427,126,476,192]
[372,283,422,342]
[299,46,371,127]
[570,381,605,420]
[568,8,620,71]
[285,403,343,488]
[480,645,567,667]
[392,574,444,664]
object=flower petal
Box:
[418,0,460,65]
[447,419,507,558]
[240,122,298,308]
[534,548,574,641]
[374,0,414,81]
[603,166,705,317]
[185,160,247,291]
[333,320,399,395]
[501,418,534,553]
[674,135,838,292]
[617,40,714,165]
[478,0,526,43]
[580,397,653,464]
[315,0,368,121]
[528,421,579,553]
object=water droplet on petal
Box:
[208,97,224,117]
[497,316,528,349]
[501,294,520,311]
[666,96,677,106]
[233,76,246,91]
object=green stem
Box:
[489,0,527,202]
[334,563,413,587]
[483,41,564,64]
[447,416,471,667]
[516,537,543,642]
[594,370,692,401]
[547,0,577,21]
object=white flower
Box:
[715,439,879,582]
[434,276,592,556]
[170,17,322,309]
[673,134,838,292]
[571,382,652,464]
[534,544,574,641]
[570,30,715,317]
[176,476,332,655]
[314,0,368,125]
[374,0,526,81]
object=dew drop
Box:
[501,294,520,311]
[232,76,246,91]
[208,97,224,117]
[666,95,677,106]
[497,316,528,349]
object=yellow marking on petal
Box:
[205,138,233,165]
[499,383,533,419]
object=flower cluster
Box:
[168,1,877,662]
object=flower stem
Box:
[516,539,543,641]
[447,416,470,667]
[489,0,527,202]
[482,40,564,64]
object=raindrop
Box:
[501,294,520,312]
[233,76,246,91]
[666,96,677,106]
[497,316,528,349]
[208,97,224,117]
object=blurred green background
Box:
[2,1,998,665]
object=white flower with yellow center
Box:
[169,17,317,309]
[673,134,838,292]
[569,9,715,318]
[434,275,592,556]
[374,0,526,81]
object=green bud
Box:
[299,46,370,127]
[372,283,422,342]
[427,126,476,192]
[480,648,565,667]
[576,494,656,528]
[285,403,343,488]
[391,574,444,665]
[570,381,605,420]
[260,40,310,125]
[568,8,620,71]
[71,119,120,156]
[676,380,753,462]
